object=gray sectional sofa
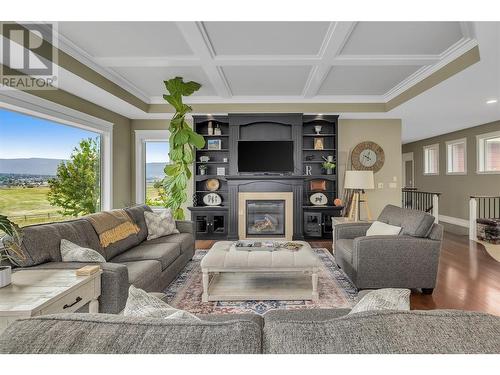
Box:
[11,205,195,314]
[334,205,443,292]
[0,309,499,354]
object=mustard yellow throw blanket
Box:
[87,210,140,248]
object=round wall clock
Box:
[351,141,385,173]
[310,192,328,206]
[203,193,222,206]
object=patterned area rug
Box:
[164,248,357,315]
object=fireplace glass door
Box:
[246,200,285,236]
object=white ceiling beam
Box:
[175,21,232,98]
[333,55,439,66]
[302,22,357,98]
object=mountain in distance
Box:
[0,158,66,176]
[0,158,167,180]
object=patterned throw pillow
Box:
[60,239,106,263]
[124,285,200,321]
[144,209,179,240]
[348,288,411,315]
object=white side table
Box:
[0,269,102,334]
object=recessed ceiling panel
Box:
[111,67,216,96]
[59,22,193,57]
[318,65,422,95]
[222,66,311,95]
[341,22,463,55]
[203,22,330,56]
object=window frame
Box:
[477,130,500,174]
[134,130,171,206]
[0,89,113,211]
[423,143,439,176]
[445,138,467,175]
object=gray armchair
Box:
[334,205,443,293]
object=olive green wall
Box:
[402,119,500,234]
[25,89,132,208]
[338,119,403,219]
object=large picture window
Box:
[0,108,103,226]
[423,144,439,175]
[477,131,500,173]
[446,138,467,175]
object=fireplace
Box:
[246,200,285,236]
[238,192,293,240]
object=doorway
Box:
[402,152,414,188]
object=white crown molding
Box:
[334,55,439,66]
[383,37,479,101]
[150,94,383,105]
[56,31,152,103]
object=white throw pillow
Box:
[348,288,411,315]
[60,239,106,263]
[124,285,200,321]
[144,209,179,240]
[366,220,402,236]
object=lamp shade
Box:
[344,170,374,189]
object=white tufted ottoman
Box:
[200,241,320,302]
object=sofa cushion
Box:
[335,239,354,263]
[60,239,106,263]
[145,233,194,254]
[17,219,102,267]
[378,204,435,238]
[263,310,500,354]
[348,288,410,315]
[124,205,152,243]
[144,210,179,240]
[0,313,263,354]
[111,242,180,270]
[117,260,162,290]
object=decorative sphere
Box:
[333,198,342,206]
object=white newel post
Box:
[432,194,439,223]
[469,198,477,240]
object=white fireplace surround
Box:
[238,192,293,240]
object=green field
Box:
[0,186,72,226]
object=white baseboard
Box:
[439,214,470,228]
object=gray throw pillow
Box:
[144,209,179,240]
[60,239,106,263]
[124,285,200,321]
[348,288,411,315]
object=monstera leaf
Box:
[161,77,205,220]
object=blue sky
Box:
[0,108,168,162]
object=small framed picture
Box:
[216,167,226,176]
[207,139,222,150]
[314,137,324,150]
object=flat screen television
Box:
[238,140,294,173]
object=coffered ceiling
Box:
[56,21,476,104]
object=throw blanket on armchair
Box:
[87,210,140,248]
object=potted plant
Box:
[199,164,208,176]
[0,215,25,288]
[322,157,336,175]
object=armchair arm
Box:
[334,222,372,241]
[175,220,195,234]
[352,235,441,289]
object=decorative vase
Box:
[326,168,333,175]
[0,266,12,288]
[314,125,322,135]
[200,168,206,176]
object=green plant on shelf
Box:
[322,157,336,175]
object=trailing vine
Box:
[162,77,205,219]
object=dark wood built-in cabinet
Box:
[188,114,341,240]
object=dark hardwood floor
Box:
[196,232,500,316]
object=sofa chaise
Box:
[334,204,443,292]
[10,205,195,314]
[0,308,498,354]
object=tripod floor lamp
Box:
[344,170,374,221]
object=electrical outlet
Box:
[378,182,384,189]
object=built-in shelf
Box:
[302,205,343,209]
[303,148,335,151]
[199,149,229,152]
[195,161,229,164]
[195,175,228,180]
[303,134,336,137]
[201,134,229,137]
[196,190,228,193]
